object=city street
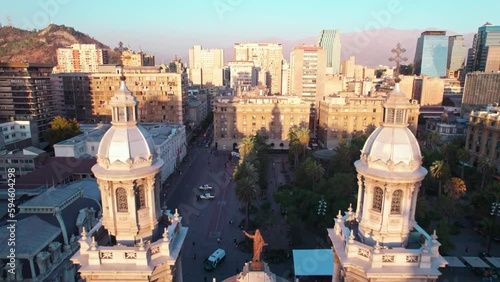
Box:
[162,142,297,281]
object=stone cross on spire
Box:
[389,43,407,82]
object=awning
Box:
[293,249,333,276]
[442,256,466,267]
[462,256,491,268]
[484,257,500,268]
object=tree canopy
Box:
[44,116,81,145]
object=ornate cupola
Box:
[91,74,164,246]
[354,84,427,247]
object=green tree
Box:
[444,177,466,200]
[456,148,471,179]
[44,116,81,145]
[233,160,258,182]
[239,135,255,161]
[287,129,302,168]
[478,156,495,191]
[235,176,261,230]
[304,159,325,190]
[430,160,449,198]
[295,127,310,158]
[426,131,441,150]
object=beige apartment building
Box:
[212,96,310,150]
[234,43,283,94]
[121,50,155,66]
[56,66,188,125]
[55,44,108,73]
[228,61,257,89]
[413,75,445,106]
[462,72,500,112]
[318,94,419,149]
[465,109,500,171]
[290,46,327,106]
[188,45,224,87]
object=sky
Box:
[1,0,499,62]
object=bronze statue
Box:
[243,229,268,262]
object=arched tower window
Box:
[372,187,383,212]
[390,189,403,214]
[116,188,128,212]
[135,185,146,210]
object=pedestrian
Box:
[217,238,221,244]
[193,253,196,259]
[192,241,195,247]
[465,247,468,253]
[233,238,237,245]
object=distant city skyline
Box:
[1,0,499,65]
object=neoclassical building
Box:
[328,84,447,281]
[71,75,187,281]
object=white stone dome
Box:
[354,83,427,179]
[96,125,157,170]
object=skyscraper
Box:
[290,46,327,106]
[318,30,341,74]
[413,31,449,78]
[188,45,224,87]
[466,22,500,73]
[234,43,282,94]
[447,35,467,76]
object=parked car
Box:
[199,193,215,200]
[199,184,213,190]
[204,249,226,271]
[231,151,241,158]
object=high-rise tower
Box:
[318,30,341,75]
[466,22,500,73]
[413,31,448,78]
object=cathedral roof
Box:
[355,84,427,179]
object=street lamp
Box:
[318,197,327,216]
[487,201,500,254]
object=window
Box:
[390,190,403,214]
[136,185,146,210]
[116,188,128,212]
[372,187,383,212]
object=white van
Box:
[204,248,226,271]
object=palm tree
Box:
[233,160,258,182]
[239,135,255,160]
[478,156,496,191]
[444,177,467,200]
[305,159,325,190]
[295,127,310,158]
[430,160,449,198]
[457,148,471,179]
[289,141,302,168]
[235,176,261,230]
[426,131,441,150]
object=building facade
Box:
[447,35,467,77]
[0,146,47,183]
[57,66,189,125]
[328,84,446,282]
[466,22,500,73]
[55,44,109,73]
[413,31,449,78]
[413,76,445,106]
[228,61,257,90]
[318,95,420,150]
[290,46,327,106]
[0,120,32,150]
[281,60,291,95]
[318,29,341,75]
[234,43,283,94]
[188,45,224,87]
[0,63,55,148]
[212,96,310,150]
[461,72,500,112]
[121,50,155,67]
[425,113,467,144]
[465,109,500,172]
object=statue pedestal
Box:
[249,261,264,271]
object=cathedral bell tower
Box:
[91,74,164,246]
[354,83,427,247]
